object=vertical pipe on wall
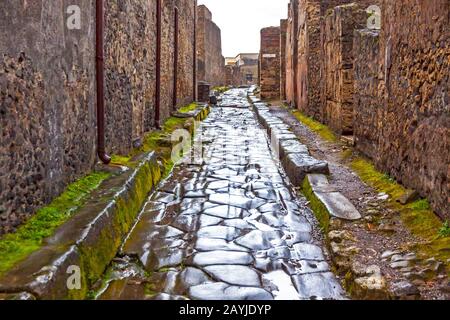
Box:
[96,0,111,164]
[173,6,179,110]
[193,0,197,101]
[155,0,162,128]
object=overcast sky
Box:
[197,0,290,57]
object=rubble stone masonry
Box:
[322,3,367,135]
[355,0,450,218]
[285,1,299,107]
[280,19,288,100]
[197,5,225,87]
[281,0,449,217]
[0,0,196,234]
[376,0,449,218]
[260,27,281,100]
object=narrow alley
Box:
[0,0,448,306]
[97,89,345,300]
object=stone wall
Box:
[280,19,288,100]
[297,0,366,120]
[285,1,299,107]
[197,5,225,87]
[281,0,449,217]
[376,0,449,218]
[353,29,382,161]
[355,0,450,218]
[296,0,322,119]
[260,27,281,100]
[0,0,196,234]
[322,3,367,135]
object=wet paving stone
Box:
[191,251,254,267]
[103,89,345,300]
[189,282,273,300]
[203,265,261,287]
[291,272,346,300]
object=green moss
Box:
[178,102,198,114]
[341,149,353,160]
[111,155,132,166]
[144,283,159,298]
[439,221,450,238]
[350,156,450,273]
[408,199,431,211]
[301,178,330,233]
[351,158,405,200]
[78,160,160,288]
[163,117,188,133]
[212,86,229,94]
[0,172,110,277]
[291,110,337,142]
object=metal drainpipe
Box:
[155,0,162,129]
[96,0,111,164]
[173,6,179,110]
[193,0,197,101]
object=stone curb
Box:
[304,174,361,221]
[247,95,361,223]
[248,95,329,187]
[0,104,211,300]
[0,152,161,300]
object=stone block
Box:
[285,154,329,186]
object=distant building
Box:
[224,53,259,86]
[225,57,237,66]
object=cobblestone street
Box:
[98,89,345,300]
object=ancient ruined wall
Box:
[322,4,367,135]
[377,0,449,218]
[296,0,322,118]
[353,29,382,161]
[105,0,195,144]
[260,27,281,100]
[105,0,156,153]
[0,0,196,234]
[286,1,299,107]
[354,0,449,218]
[175,0,196,108]
[296,0,363,120]
[0,1,97,233]
[280,19,288,100]
[197,5,224,87]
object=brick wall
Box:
[260,27,281,100]
[0,0,196,234]
[197,5,225,87]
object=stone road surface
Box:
[98,89,346,300]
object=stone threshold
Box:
[0,104,211,300]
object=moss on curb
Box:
[301,177,331,233]
[178,102,198,114]
[291,110,337,142]
[212,86,229,94]
[0,172,110,277]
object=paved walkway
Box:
[98,89,346,300]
